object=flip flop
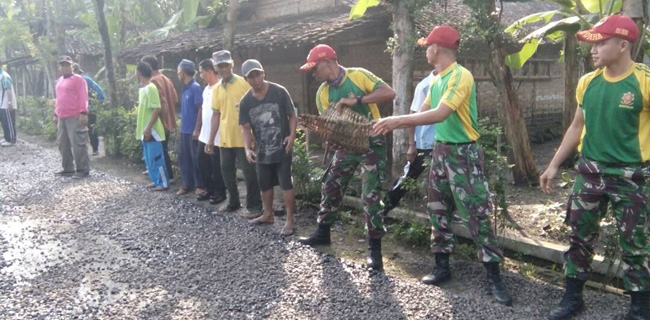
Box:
[249,217,274,225]
[146,183,156,188]
[280,226,297,236]
[176,188,191,195]
[153,186,167,191]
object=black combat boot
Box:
[548,277,585,320]
[627,291,650,320]
[298,224,331,246]
[421,253,452,285]
[484,262,513,306]
[366,238,383,271]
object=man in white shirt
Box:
[0,58,17,147]
[196,59,227,205]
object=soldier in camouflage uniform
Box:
[298,44,396,271]
[539,15,650,320]
[374,25,512,305]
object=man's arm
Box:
[205,111,220,154]
[406,111,417,162]
[88,78,106,102]
[193,104,202,139]
[539,110,585,193]
[373,102,454,135]
[335,82,396,110]
[144,108,162,139]
[7,85,15,110]
[241,123,256,163]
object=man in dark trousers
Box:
[0,57,17,147]
[382,70,436,216]
[73,63,105,155]
[196,59,227,205]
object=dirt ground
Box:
[18,132,574,272]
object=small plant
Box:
[390,218,430,248]
[292,130,325,205]
[455,243,476,261]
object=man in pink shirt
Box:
[54,55,90,179]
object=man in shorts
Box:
[239,59,297,236]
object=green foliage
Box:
[292,131,325,205]
[390,219,430,247]
[349,0,380,20]
[503,0,639,69]
[477,118,511,230]
[95,106,141,162]
[15,96,57,140]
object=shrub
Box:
[16,96,57,140]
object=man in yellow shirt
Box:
[205,50,261,213]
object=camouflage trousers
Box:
[428,142,504,263]
[318,136,387,239]
[564,156,650,292]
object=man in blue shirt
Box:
[73,64,105,155]
[382,71,436,215]
[176,59,204,196]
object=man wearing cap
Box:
[373,26,512,304]
[298,44,396,271]
[141,55,178,183]
[0,57,17,147]
[206,50,262,214]
[176,59,204,196]
[73,63,105,156]
[239,59,297,236]
[54,55,90,179]
[539,15,650,320]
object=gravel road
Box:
[0,141,631,319]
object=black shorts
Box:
[257,153,293,192]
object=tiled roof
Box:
[119,1,560,62]
[119,7,387,62]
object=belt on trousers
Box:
[435,140,476,146]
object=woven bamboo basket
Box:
[299,106,374,153]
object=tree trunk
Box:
[563,32,578,134]
[93,0,118,109]
[489,47,538,184]
[623,0,647,62]
[223,0,240,51]
[387,0,415,178]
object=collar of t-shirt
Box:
[221,75,236,88]
[184,79,197,89]
[328,67,346,87]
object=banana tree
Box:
[505,0,648,135]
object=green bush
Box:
[390,219,430,247]
[95,106,142,163]
[16,96,57,140]
[292,131,324,205]
[477,118,511,231]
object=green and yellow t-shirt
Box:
[316,67,384,120]
[577,63,650,164]
[424,62,479,143]
[211,74,251,148]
